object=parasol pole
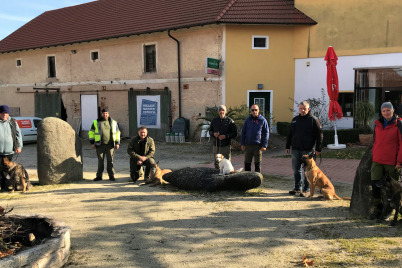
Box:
[327,109,346,149]
[333,116,339,146]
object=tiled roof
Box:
[0,0,316,53]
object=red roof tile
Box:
[0,0,316,53]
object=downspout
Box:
[168,29,182,118]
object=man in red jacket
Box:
[370,102,402,219]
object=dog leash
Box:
[216,131,220,154]
[313,152,335,181]
[11,153,19,162]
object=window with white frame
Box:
[252,35,269,49]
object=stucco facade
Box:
[225,24,302,125]
[292,0,402,129]
[0,26,225,137]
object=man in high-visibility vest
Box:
[88,108,120,181]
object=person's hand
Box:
[214,132,219,138]
[218,134,226,140]
[315,151,321,155]
[115,144,119,150]
[286,149,290,154]
[137,160,143,165]
[15,148,21,154]
[241,145,245,152]
[260,147,266,152]
[139,156,147,162]
[91,144,95,149]
[396,164,402,169]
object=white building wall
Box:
[295,52,402,129]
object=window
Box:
[252,35,269,49]
[91,50,99,61]
[16,59,22,67]
[254,98,266,117]
[47,56,56,78]
[338,92,354,117]
[144,44,156,72]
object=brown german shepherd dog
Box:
[3,157,30,193]
[145,162,172,187]
[302,154,346,201]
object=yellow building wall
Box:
[225,25,296,123]
[294,0,402,58]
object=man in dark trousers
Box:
[286,101,323,197]
[0,105,23,191]
[88,108,120,181]
[240,104,269,173]
[127,126,155,183]
[209,105,237,169]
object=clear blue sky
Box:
[0,0,94,40]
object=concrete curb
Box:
[0,215,71,268]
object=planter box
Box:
[359,134,373,146]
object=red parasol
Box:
[325,46,343,121]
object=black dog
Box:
[376,174,402,226]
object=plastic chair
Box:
[200,124,210,142]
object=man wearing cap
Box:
[370,101,402,219]
[0,105,23,191]
[88,108,120,181]
[209,105,237,169]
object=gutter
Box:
[168,29,182,118]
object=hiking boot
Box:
[289,189,300,195]
[93,177,102,181]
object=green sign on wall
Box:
[206,57,220,69]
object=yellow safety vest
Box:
[88,119,120,146]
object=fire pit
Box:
[0,214,71,268]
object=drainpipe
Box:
[168,30,182,118]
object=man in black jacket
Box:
[286,101,323,197]
[209,105,237,169]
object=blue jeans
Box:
[291,149,312,192]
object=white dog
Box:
[215,154,243,175]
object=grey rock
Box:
[37,117,83,185]
[163,167,262,191]
[350,144,373,217]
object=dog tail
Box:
[230,168,243,174]
[333,194,351,201]
[24,168,32,191]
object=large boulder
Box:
[350,144,373,217]
[163,167,262,191]
[37,117,83,184]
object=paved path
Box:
[211,154,361,184]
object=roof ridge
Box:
[216,0,237,21]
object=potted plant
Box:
[354,101,376,145]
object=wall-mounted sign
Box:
[207,69,220,75]
[137,95,161,128]
[206,57,221,75]
[206,57,220,69]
